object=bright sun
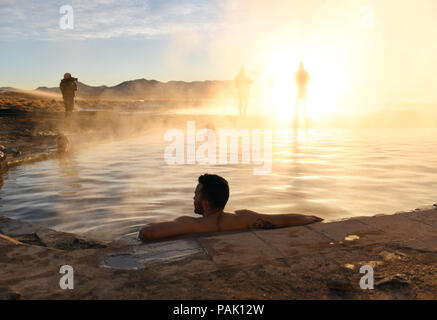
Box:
[259,48,346,122]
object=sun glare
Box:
[258,47,347,122]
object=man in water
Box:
[59,73,78,118]
[234,68,253,116]
[139,174,322,241]
[294,62,310,124]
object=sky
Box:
[0,0,436,105]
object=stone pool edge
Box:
[2,205,437,299]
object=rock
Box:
[375,274,410,289]
[36,228,107,250]
[344,234,360,241]
[35,131,56,137]
[0,287,21,300]
[3,147,20,156]
[374,274,417,298]
[327,279,354,292]
[379,250,408,262]
[14,233,46,247]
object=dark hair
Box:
[198,174,229,210]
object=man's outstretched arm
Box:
[235,210,323,229]
[139,211,323,241]
[139,216,202,241]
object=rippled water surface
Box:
[1,127,436,241]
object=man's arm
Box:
[139,216,202,241]
[235,210,323,230]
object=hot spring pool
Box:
[1,127,436,241]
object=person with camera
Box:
[59,73,78,118]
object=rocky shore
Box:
[0,105,161,172]
[1,105,437,300]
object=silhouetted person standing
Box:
[234,68,253,116]
[294,62,310,125]
[59,73,77,118]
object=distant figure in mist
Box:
[234,68,253,116]
[294,62,310,125]
[59,73,78,118]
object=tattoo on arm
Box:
[252,218,277,230]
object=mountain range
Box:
[36,79,235,100]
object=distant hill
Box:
[0,87,20,92]
[36,79,235,100]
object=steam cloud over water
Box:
[0,0,437,241]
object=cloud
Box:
[0,0,221,40]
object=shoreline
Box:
[1,108,437,299]
[1,206,437,299]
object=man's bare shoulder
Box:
[219,210,260,230]
[174,215,212,227]
[174,215,222,234]
[234,209,257,215]
[174,216,202,224]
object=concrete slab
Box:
[198,231,283,266]
[251,225,330,257]
[306,218,382,242]
[400,209,437,229]
[387,239,437,253]
[356,213,437,242]
[103,239,205,269]
[306,218,390,248]
[255,222,386,276]
[3,208,437,299]
[133,239,205,264]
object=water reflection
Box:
[0,128,437,241]
[57,154,81,195]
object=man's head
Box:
[298,62,304,70]
[64,73,72,79]
[194,174,229,215]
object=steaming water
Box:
[1,127,437,241]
